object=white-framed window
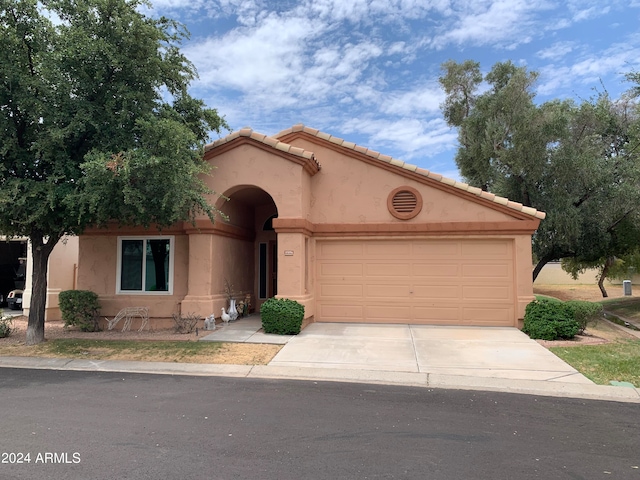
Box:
[116,236,174,294]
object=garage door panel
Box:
[316,239,516,326]
[319,304,364,321]
[365,304,412,320]
[412,263,459,277]
[365,242,412,255]
[463,307,514,324]
[462,263,511,278]
[413,306,461,321]
[320,284,363,297]
[365,263,411,276]
[320,262,363,276]
[366,284,412,297]
[463,285,512,300]
[319,242,363,257]
[411,285,460,300]
[461,241,511,257]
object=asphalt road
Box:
[0,368,638,480]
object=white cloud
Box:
[184,12,321,98]
[147,0,639,177]
[380,85,444,116]
[183,3,395,116]
[341,117,458,161]
[572,6,610,22]
[537,37,640,96]
[306,0,444,23]
[430,0,554,50]
[148,0,266,23]
[536,41,576,61]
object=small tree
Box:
[0,0,227,344]
[439,60,640,286]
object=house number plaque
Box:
[284,250,294,256]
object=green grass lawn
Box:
[550,340,640,387]
[531,296,640,387]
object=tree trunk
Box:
[25,232,60,345]
[597,256,615,298]
[532,253,556,282]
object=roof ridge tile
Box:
[204,127,320,171]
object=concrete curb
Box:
[1,356,639,403]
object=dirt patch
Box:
[534,284,632,302]
[0,316,281,365]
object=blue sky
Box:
[146,0,640,181]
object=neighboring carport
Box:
[0,237,27,307]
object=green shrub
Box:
[58,290,101,332]
[522,299,579,340]
[564,300,603,335]
[0,315,13,338]
[261,298,304,335]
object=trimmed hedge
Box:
[522,299,579,340]
[261,298,304,335]
[564,300,603,335]
[58,290,101,332]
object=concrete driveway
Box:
[268,323,592,384]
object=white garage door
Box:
[315,239,515,326]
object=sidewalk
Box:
[1,317,639,404]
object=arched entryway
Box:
[218,185,278,311]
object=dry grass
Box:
[0,316,282,365]
[533,284,632,302]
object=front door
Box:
[258,239,277,300]
[269,240,277,297]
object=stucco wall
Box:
[219,192,255,229]
[206,144,308,219]
[213,235,254,311]
[286,139,514,224]
[77,233,189,319]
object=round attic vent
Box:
[388,186,422,220]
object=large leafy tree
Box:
[0,0,227,344]
[439,60,640,291]
[558,78,640,296]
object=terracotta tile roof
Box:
[204,127,321,170]
[275,124,546,220]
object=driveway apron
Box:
[269,323,592,384]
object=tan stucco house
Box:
[76,125,545,328]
